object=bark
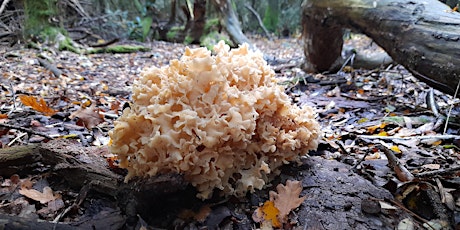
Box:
[211,0,252,46]
[302,0,460,96]
[0,140,190,227]
[184,0,207,43]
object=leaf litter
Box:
[0,35,459,228]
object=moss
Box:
[86,45,150,54]
[184,35,194,45]
[200,31,233,51]
[263,2,279,32]
[58,37,80,54]
[23,0,58,38]
[40,27,66,40]
[204,18,220,33]
[166,26,185,41]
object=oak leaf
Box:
[19,186,59,204]
[70,105,104,129]
[269,180,306,223]
[19,95,57,116]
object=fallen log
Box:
[302,0,460,96]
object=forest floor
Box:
[0,35,459,229]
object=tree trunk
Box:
[302,0,460,96]
[263,0,279,32]
[211,0,252,46]
[23,0,59,38]
[184,0,207,43]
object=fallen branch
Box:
[244,4,272,40]
[89,38,120,48]
[85,45,150,54]
[0,122,54,140]
[0,0,11,17]
[38,58,62,77]
[302,0,460,96]
[378,144,414,182]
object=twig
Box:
[7,132,27,146]
[352,151,369,170]
[67,0,90,18]
[414,165,460,178]
[382,198,433,227]
[443,78,460,134]
[0,0,11,17]
[335,140,349,154]
[0,123,54,140]
[358,134,460,141]
[378,144,414,182]
[244,4,272,40]
[426,88,439,117]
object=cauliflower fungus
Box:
[109,41,320,199]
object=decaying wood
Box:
[0,211,126,230]
[302,0,460,96]
[0,140,189,227]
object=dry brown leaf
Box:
[19,186,58,204]
[70,105,104,129]
[194,205,212,222]
[269,180,306,223]
[19,95,57,116]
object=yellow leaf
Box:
[367,123,386,134]
[261,201,281,228]
[376,131,388,136]
[19,95,57,116]
[390,145,401,153]
[431,140,442,146]
[357,118,368,124]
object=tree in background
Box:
[262,0,279,33]
[23,0,60,39]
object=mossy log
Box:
[302,0,460,96]
[85,45,151,54]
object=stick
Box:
[0,0,11,17]
[0,123,54,140]
[244,4,272,40]
[443,78,460,134]
[38,58,62,77]
[414,165,460,178]
[358,134,460,141]
[378,144,414,182]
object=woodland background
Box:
[0,0,301,47]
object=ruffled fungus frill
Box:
[109,41,320,199]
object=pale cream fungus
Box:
[109,41,320,199]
